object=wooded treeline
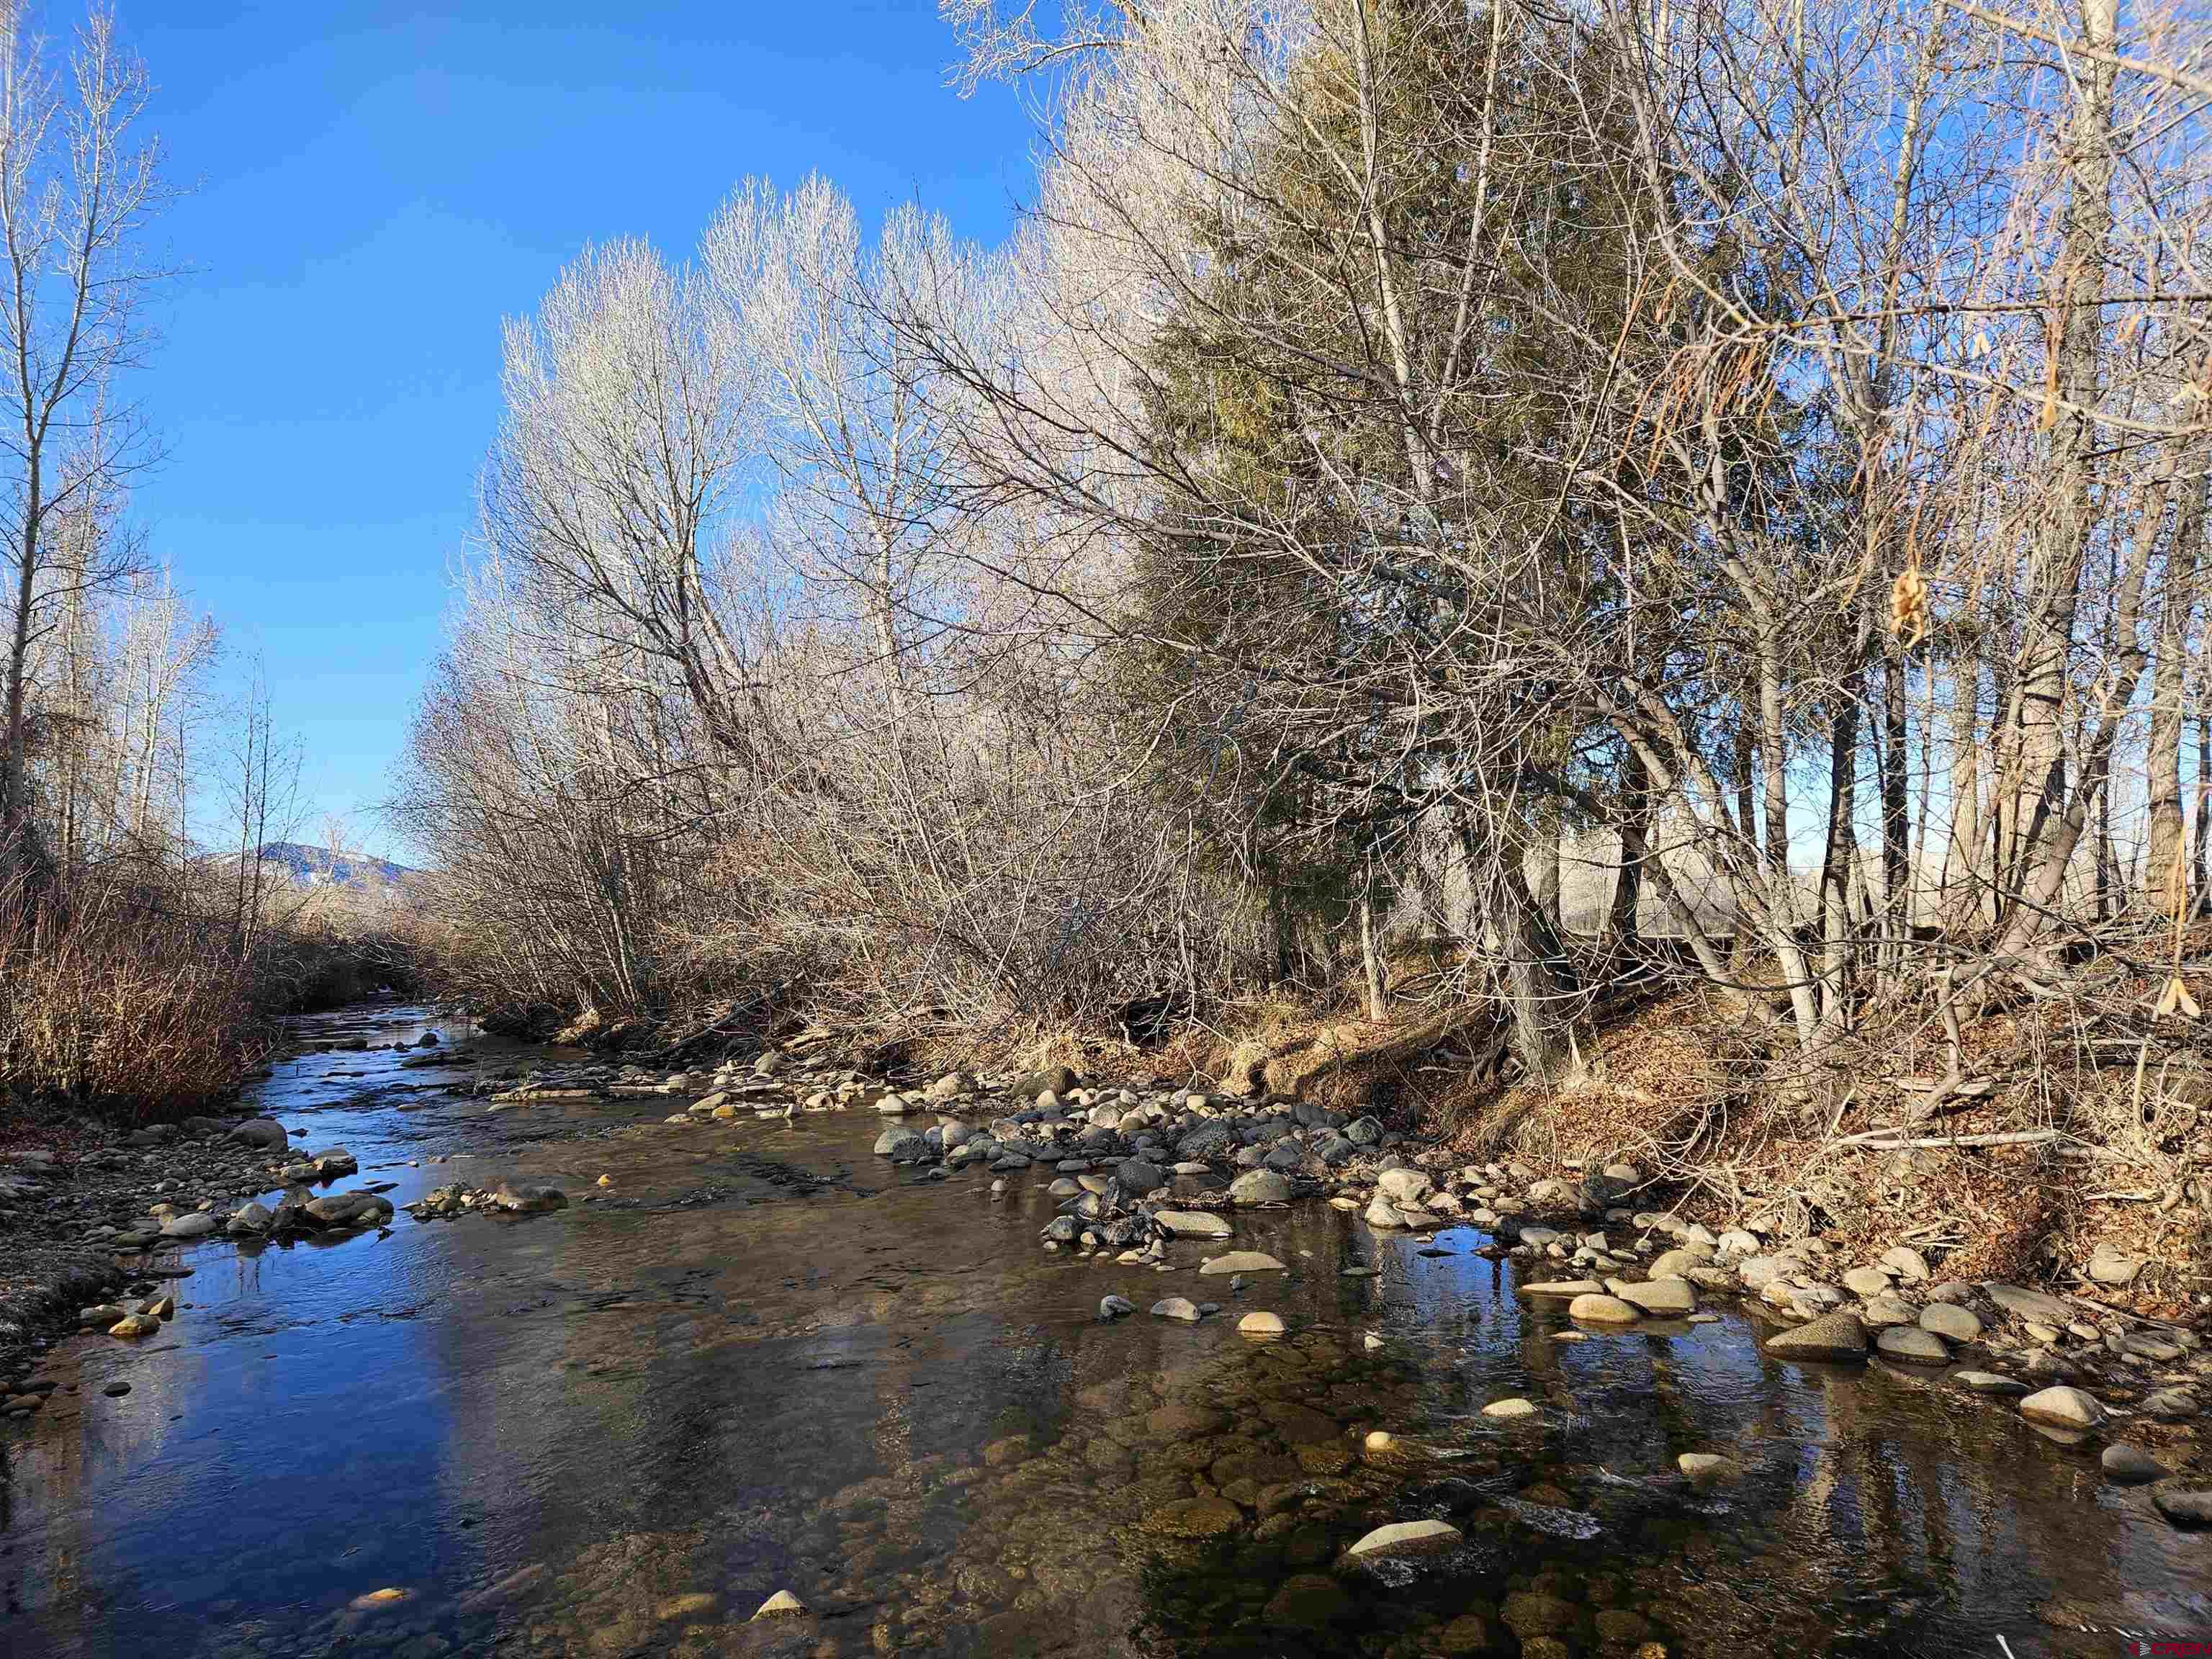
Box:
[404,0,2210,1092]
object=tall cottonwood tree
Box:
[0,2,171,871]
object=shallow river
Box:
[1,1004,2205,1658]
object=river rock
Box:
[1376,1167,1433,1206]
[1262,1573,1353,1629]
[488,1183,566,1215]
[1144,1496,1243,1539]
[1861,1295,1916,1328]
[1151,1297,1201,1322]
[1881,1245,1930,1281]
[228,1118,288,1151]
[1201,1251,1285,1275]
[160,1212,220,1240]
[1919,1303,1982,1342]
[1238,1311,1286,1336]
[1342,1519,1461,1561]
[2100,1444,2168,1484]
[1765,1311,1869,1361]
[2087,1243,2144,1286]
[1875,1326,1949,1364]
[306,1192,393,1229]
[1678,1452,1740,1482]
[1364,1196,1408,1229]
[1176,1123,1236,1162]
[2152,1486,2212,1528]
[1840,1266,1892,1297]
[1481,1397,1537,1419]
[752,1590,808,1619]
[108,1313,159,1338]
[1117,1158,1163,1192]
[1228,1169,1292,1205]
[1614,1278,1695,1316]
[1099,1295,1134,1320]
[1567,1293,1639,1323]
[2141,1388,2198,1421]
[2019,1385,2103,1429]
[1954,1370,2028,1395]
[1153,1209,1231,1239]
[314,1148,359,1177]
[227,1202,274,1236]
[1524,1280,1604,1298]
[1647,1247,1709,1280]
[1986,1283,2073,1325]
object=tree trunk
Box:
[2000,0,2115,938]
[1607,742,1649,950]
[2148,471,2203,918]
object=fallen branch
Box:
[1840,1128,2059,1151]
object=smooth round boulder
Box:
[1238,1310,1286,1337]
[1228,1169,1292,1206]
[2019,1385,2103,1430]
[1872,1325,1946,1364]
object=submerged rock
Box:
[1200,1250,1285,1275]
[1152,1210,1231,1239]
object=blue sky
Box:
[115,1,1033,860]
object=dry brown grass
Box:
[0,872,266,1120]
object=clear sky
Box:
[115,1,1033,860]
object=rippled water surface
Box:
[1,1004,2204,1658]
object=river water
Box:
[1,1003,2204,1658]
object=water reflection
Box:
[0,1004,2203,1657]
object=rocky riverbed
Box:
[2,1007,2208,1658]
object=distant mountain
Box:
[256,842,415,891]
